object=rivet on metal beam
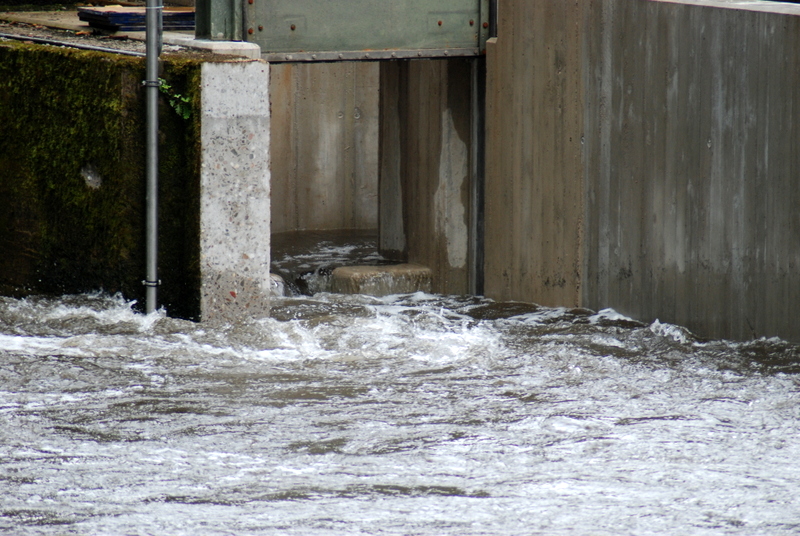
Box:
[247,27,254,34]
[483,22,489,29]
[258,25,263,31]
[444,50,449,56]
[290,24,296,31]
[311,54,317,60]
[438,20,443,26]
[469,19,474,26]
[338,53,344,59]
[391,52,396,58]
[365,53,370,58]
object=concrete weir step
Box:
[330,264,432,296]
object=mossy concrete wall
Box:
[0,42,203,318]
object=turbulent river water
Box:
[2,280,800,533]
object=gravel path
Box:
[0,17,206,57]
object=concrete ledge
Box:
[160,35,261,59]
[331,264,432,296]
[110,31,262,59]
[655,0,800,15]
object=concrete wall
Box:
[379,59,475,295]
[271,58,476,296]
[270,62,379,233]
[484,1,585,308]
[0,42,203,319]
[0,42,272,322]
[200,60,272,323]
[484,0,800,341]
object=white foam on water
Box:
[2,292,800,535]
[1,292,507,368]
[589,307,637,324]
[649,318,694,345]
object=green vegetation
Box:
[159,77,192,120]
[0,41,204,318]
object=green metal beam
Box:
[196,0,242,41]
[195,0,489,59]
[244,0,488,60]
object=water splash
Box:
[1,292,799,534]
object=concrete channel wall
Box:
[0,41,271,322]
[269,62,379,233]
[269,59,476,297]
[485,0,800,341]
[379,59,475,295]
[0,42,200,317]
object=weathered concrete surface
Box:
[379,59,473,296]
[200,60,271,322]
[484,1,585,309]
[330,264,432,296]
[484,0,800,342]
[583,0,800,340]
[270,62,379,233]
[378,61,406,259]
[0,40,271,322]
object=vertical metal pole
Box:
[144,0,162,313]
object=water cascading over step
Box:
[270,230,431,297]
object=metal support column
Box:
[195,0,243,41]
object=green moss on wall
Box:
[0,42,203,319]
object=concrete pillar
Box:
[378,58,474,296]
[199,60,271,322]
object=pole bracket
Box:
[142,279,162,288]
[142,79,161,87]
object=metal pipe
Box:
[144,0,162,313]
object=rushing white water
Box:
[1,291,799,534]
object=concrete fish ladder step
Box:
[330,264,432,297]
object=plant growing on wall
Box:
[158,78,191,120]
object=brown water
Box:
[1,289,799,534]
